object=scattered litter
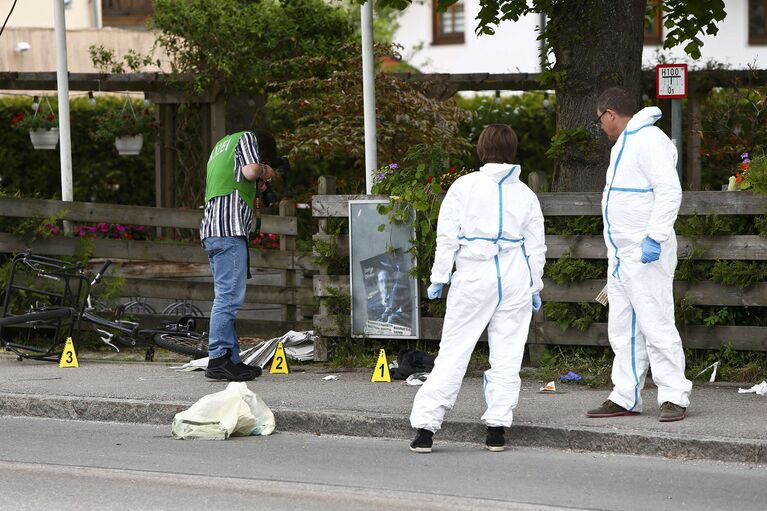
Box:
[171,382,275,440]
[694,361,719,383]
[559,371,582,382]
[243,330,316,366]
[388,360,399,370]
[322,375,339,381]
[539,380,557,393]
[170,330,317,371]
[737,381,767,396]
[402,372,429,386]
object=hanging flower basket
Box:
[114,134,144,156]
[29,128,59,150]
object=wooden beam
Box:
[547,235,767,260]
[314,234,767,261]
[120,277,314,305]
[0,196,297,235]
[0,234,320,271]
[312,315,767,351]
[3,69,767,95]
[128,313,312,339]
[532,322,767,351]
[312,192,767,218]
[316,275,767,306]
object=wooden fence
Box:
[0,196,316,339]
[311,178,767,360]
[2,187,765,363]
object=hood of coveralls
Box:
[625,106,662,132]
[479,163,522,184]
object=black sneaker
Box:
[409,428,433,453]
[205,355,258,381]
[236,361,263,378]
[485,426,505,452]
[586,399,640,418]
[659,401,686,422]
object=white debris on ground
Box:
[170,330,317,371]
[737,381,767,396]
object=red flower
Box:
[427,176,433,183]
[10,111,24,127]
[47,114,55,121]
[735,172,743,183]
[741,162,749,171]
[449,167,456,174]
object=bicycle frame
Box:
[0,252,89,360]
[1,251,208,361]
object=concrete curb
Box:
[1,393,764,463]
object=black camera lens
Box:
[261,183,278,208]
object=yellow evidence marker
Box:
[371,349,391,383]
[59,337,79,368]
[269,341,289,374]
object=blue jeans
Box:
[203,236,248,363]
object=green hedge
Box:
[0,96,156,205]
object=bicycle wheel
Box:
[154,331,208,359]
[162,301,204,317]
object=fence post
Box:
[527,171,542,193]
[313,175,336,362]
[686,95,702,191]
[279,199,297,323]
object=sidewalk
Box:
[0,355,764,463]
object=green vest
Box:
[204,131,257,210]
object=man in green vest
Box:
[200,130,276,381]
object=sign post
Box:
[655,64,688,180]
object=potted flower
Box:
[10,107,59,150]
[91,105,156,156]
[727,151,767,195]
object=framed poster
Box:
[349,199,420,339]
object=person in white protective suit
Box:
[586,87,692,422]
[409,124,546,453]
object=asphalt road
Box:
[0,416,765,511]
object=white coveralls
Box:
[602,106,692,412]
[410,163,546,432]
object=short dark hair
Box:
[477,124,518,164]
[253,130,278,164]
[597,87,638,117]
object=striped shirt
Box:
[200,132,262,240]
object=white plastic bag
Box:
[171,382,275,440]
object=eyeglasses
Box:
[593,110,609,127]
[589,110,610,138]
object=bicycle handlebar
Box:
[90,260,113,286]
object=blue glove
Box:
[640,236,661,264]
[532,293,542,312]
[427,283,443,300]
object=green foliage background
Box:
[0,96,155,205]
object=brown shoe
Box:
[586,399,640,418]
[659,401,686,422]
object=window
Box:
[433,0,465,45]
[749,0,767,44]
[102,0,154,28]
[644,0,663,45]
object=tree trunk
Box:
[550,0,645,191]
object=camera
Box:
[257,155,290,208]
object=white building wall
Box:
[1,0,95,29]
[394,1,542,73]
[393,0,766,74]
[0,27,160,72]
[643,0,765,69]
